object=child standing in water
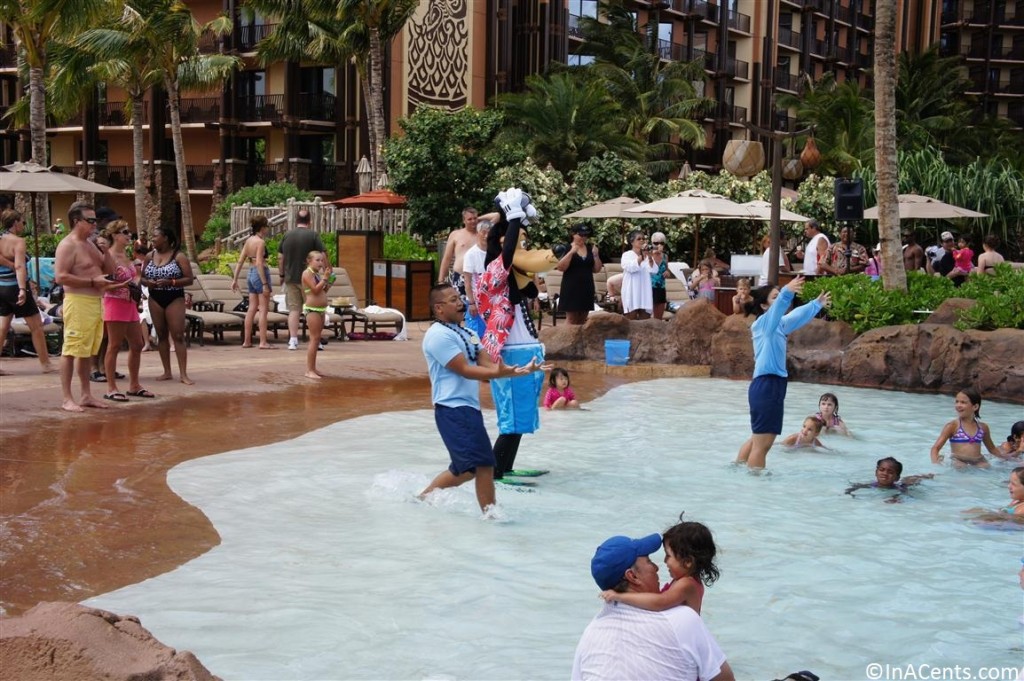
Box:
[600,519,718,615]
[300,251,331,379]
[930,388,1002,468]
[999,421,1024,459]
[544,367,579,409]
[780,416,826,448]
[815,393,851,436]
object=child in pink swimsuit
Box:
[543,367,579,409]
[952,237,974,276]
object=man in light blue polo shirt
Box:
[419,284,546,514]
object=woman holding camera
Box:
[620,230,655,320]
[101,220,152,400]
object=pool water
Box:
[86,378,1024,680]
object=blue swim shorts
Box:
[748,374,788,435]
[490,343,545,435]
[435,405,495,476]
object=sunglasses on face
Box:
[118,229,131,236]
[79,217,98,225]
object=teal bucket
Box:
[605,339,630,366]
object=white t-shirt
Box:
[462,245,487,305]
[760,248,787,286]
[571,603,727,681]
[803,232,829,275]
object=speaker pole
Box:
[744,107,815,286]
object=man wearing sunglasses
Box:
[54,201,130,412]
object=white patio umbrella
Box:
[627,189,753,265]
[1,161,119,279]
[862,194,988,220]
[740,199,811,223]
[562,196,645,219]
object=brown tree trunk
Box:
[368,28,387,185]
[874,0,905,291]
[28,61,51,232]
[131,96,148,239]
[165,78,198,263]
[361,72,377,189]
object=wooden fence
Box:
[225,197,410,248]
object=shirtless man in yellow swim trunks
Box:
[54,201,129,412]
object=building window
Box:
[569,1,597,19]
[568,54,595,66]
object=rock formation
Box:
[0,602,220,681]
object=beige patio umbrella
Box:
[862,194,988,220]
[562,196,644,219]
[740,199,811,223]
[1,161,119,279]
[626,189,753,265]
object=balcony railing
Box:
[177,97,220,124]
[731,105,747,123]
[835,3,852,24]
[0,44,16,68]
[53,166,80,176]
[727,9,751,33]
[309,164,337,192]
[236,95,283,123]
[245,163,280,186]
[1007,103,1024,127]
[568,14,583,39]
[179,164,216,190]
[236,22,278,52]
[725,56,749,79]
[774,70,800,92]
[778,27,802,50]
[100,101,151,126]
[297,92,337,121]
[198,29,219,54]
[104,165,136,189]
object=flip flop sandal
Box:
[89,371,106,382]
[126,388,156,399]
[103,392,129,402]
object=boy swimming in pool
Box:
[780,416,827,449]
[845,457,934,503]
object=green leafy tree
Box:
[581,0,712,179]
[0,0,107,230]
[384,106,527,241]
[495,71,641,174]
[894,46,973,157]
[137,0,240,261]
[777,73,874,177]
[569,152,657,203]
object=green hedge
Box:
[801,265,1023,333]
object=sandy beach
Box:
[0,320,664,616]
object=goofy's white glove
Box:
[496,187,526,222]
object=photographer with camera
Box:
[820,225,868,276]
[620,230,656,320]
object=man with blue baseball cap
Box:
[572,533,734,681]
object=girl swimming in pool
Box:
[929,389,1001,468]
[1005,467,1024,516]
[845,457,934,503]
[815,393,850,436]
[600,519,718,615]
[543,367,579,409]
[780,416,826,449]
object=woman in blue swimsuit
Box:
[929,388,1002,468]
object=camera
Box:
[844,247,852,258]
[642,244,654,252]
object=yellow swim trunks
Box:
[62,293,104,358]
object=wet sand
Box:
[1,321,685,616]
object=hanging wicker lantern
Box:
[782,157,803,180]
[722,139,765,177]
[800,135,822,170]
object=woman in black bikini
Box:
[141,226,194,384]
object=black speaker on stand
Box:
[834,178,864,221]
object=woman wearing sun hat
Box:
[556,223,602,325]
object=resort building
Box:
[0,0,1020,233]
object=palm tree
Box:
[777,73,875,177]
[135,0,240,261]
[69,2,166,239]
[495,71,642,174]
[895,46,973,155]
[336,0,419,185]
[580,1,712,178]
[873,0,905,291]
[0,0,107,231]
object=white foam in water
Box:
[85,379,1024,680]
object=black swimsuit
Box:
[144,253,185,308]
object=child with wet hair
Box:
[845,457,934,503]
[780,416,826,449]
[601,517,718,615]
[815,392,851,436]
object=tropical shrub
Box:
[201,182,313,252]
[801,268,1024,333]
[384,232,433,261]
